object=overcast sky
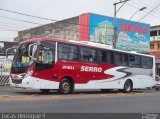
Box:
[0,0,160,42]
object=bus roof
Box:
[20,37,154,58]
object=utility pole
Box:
[113,0,130,49]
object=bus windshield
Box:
[11,43,36,73]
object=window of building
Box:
[158,44,160,49]
[150,30,157,37]
[80,47,97,63]
[58,43,78,61]
[158,30,160,35]
[150,44,154,49]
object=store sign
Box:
[120,22,148,35]
[89,14,150,52]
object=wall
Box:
[16,16,79,42]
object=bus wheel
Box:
[40,89,51,93]
[123,80,133,93]
[59,79,72,94]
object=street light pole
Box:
[129,7,147,20]
[113,0,130,49]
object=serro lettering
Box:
[80,66,102,72]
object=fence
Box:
[0,59,12,85]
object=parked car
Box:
[155,75,160,91]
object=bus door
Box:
[34,41,55,80]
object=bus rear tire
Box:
[40,89,51,93]
[58,78,73,94]
[123,80,133,93]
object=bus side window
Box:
[115,53,121,66]
[135,56,141,68]
[121,54,128,66]
[142,57,148,68]
[99,50,107,64]
[148,58,153,69]
[80,47,97,63]
[58,44,78,61]
[129,55,135,67]
[107,52,114,64]
[89,55,93,62]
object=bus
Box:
[8,38,155,94]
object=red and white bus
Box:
[9,38,155,94]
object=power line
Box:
[0,15,42,25]
[0,21,30,28]
[0,27,18,31]
[138,0,160,13]
[0,24,24,29]
[0,8,57,22]
[131,0,160,18]
[139,1,160,21]
[0,8,114,29]
[0,8,150,43]
[127,2,160,20]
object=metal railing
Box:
[0,59,12,85]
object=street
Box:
[0,86,160,113]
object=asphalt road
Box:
[0,86,160,113]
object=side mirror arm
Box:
[28,43,38,61]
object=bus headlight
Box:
[24,70,33,78]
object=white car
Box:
[155,75,160,91]
[155,81,160,91]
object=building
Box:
[0,41,18,60]
[150,25,160,76]
[15,13,150,53]
[15,16,80,43]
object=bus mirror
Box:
[6,46,17,61]
[28,43,38,61]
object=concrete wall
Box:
[15,16,79,42]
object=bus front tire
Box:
[40,89,51,93]
[58,78,73,94]
[123,80,133,93]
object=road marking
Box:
[0,98,5,101]
[51,96,60,100]
[117,93,126,96]
[0,95,9,101]
[24,96,35,100]
[100,94,107,97]
[0,95,9,98]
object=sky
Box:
[0,0,160,42]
